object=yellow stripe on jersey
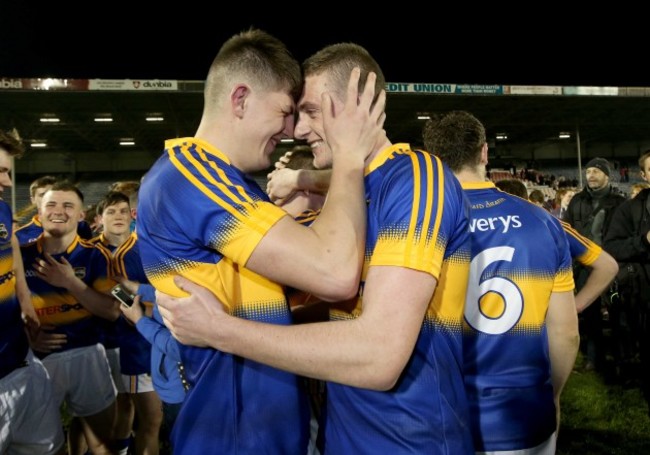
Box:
[169,147,285,237]
[149,258,286,316]
[560,220,602,266]
[371,151,445,277]
[553,267,575,293]
[427,257,468,328]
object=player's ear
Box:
[231,84,250,119]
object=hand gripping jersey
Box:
[21,235,114,357]
[93,232,152,375]
[0,201,29,379]
[324,144,474,454]
[137,138,309,455]
[462,182,574,452]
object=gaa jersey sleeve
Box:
[164,139,287,266]
[560,220,602,267]
[367,148,465,279]
[549,217,575,293]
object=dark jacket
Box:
[603,188,650,305]
[565,184,626,246]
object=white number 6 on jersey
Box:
[465,246,523,335]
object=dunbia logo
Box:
[132,80,173,89]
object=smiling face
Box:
[294,73,338,170]
[101,201,131,236]
[41,190,84,238]
[241,88,296,173]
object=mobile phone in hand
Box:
[111,284,135,308]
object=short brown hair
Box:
[97,191,130,215]
[284,146,317,172]
[303,43,385,107]
[495,179,528,199]
[423,111,486,173]
[0,129,25,157]
[48,181,85,204]
[205,28,301,107]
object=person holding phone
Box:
[92,190,162,455]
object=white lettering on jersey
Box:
[468,215,522,234]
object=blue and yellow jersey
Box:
[137,138,309,454]
[21,235,114,356]
[94,232,151,375]
[0,201,29,379]
[15,214,42,245]
[462,182,574,452]
[325,144,474,454]
[561,220,602,265]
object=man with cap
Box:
[565,157,625,372]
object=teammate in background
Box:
[136,30,385,454]
[93,191,162,455]
[15,175,57,244]
[156,43,474,454]
[22,181,120,455]
[0,130,65,455]
[16,175,93,244]
[424,111,579,454]
[496,179,618,314]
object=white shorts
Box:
[0,350,65,455]
[106,347,128,394]
[121,372,155,394]
[42,343,117,417]
[477,432,557,455]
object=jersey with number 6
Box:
[461,181,574,452]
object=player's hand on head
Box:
[322,67,386,166]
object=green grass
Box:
[557,355,650,454]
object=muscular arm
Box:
[159,266,434,390]
[575,251,618,313]
[267,168,332,202]
[546,290,579,409]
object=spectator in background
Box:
[565,157,626,372]
[495,178,528,198]
[529,188,546,209]
[630,182,650,199]
[604,150,650,413]
[552,188,576,220]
